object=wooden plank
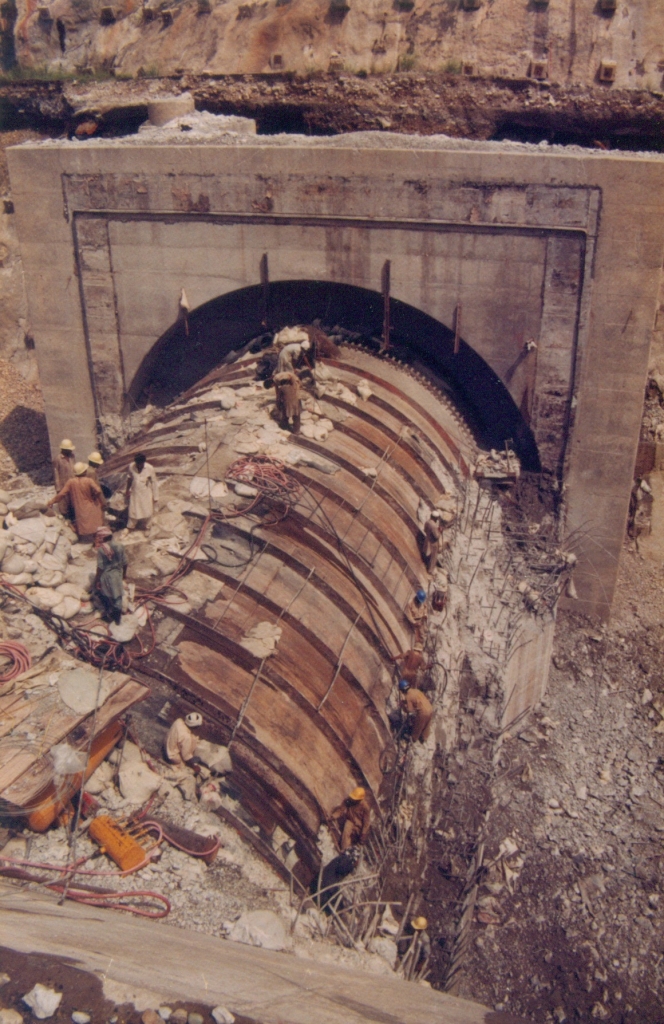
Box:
[0,671,131,794]
[1,679,149,807]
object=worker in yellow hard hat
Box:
[398,914,431,980]
[86,451,104,483]
[330,786,371,851]
[52,439,76,517]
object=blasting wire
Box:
[0,641,31,686]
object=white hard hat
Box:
[185,712,203,728]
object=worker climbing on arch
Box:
[404,587,429,645]
[398,679,433,744]
[330,786,371,851]
[392,642,426,688]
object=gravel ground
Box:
[456,547,664,1022]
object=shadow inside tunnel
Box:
[0,405,52,483]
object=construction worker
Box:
[47,461,105,541]
[404,588,428,645]
[392,644,425,687]
[165,712,203,767]
[52,439,76,516]
[277,337,311,375]
[274,370,301,433]
[126,452,158,530]
[330,787,371,851]
[399,679,433,743]
[86,451,103,482]
[398,916,431,979]
[93,526,127,625]
[421,509,443,573]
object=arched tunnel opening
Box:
[129,279,541,473]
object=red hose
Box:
[0,641,31,682]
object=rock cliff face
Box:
[10,0,664,88]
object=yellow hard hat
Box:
[73,461,88,476]
[60,439,75,452]
[411,916,428,931]
[349,786,365,801]
[88,451,103,466]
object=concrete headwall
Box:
[7,132,664,618]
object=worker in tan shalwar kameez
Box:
[330,787,372,851]
[165,713,203,766]
[274,370,301,434]
[398,679,433,743]
[47,462,105,542]
[125,452,159,530]
[52,439,76,517]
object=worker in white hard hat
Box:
[86,451,104,483]
[330,786,371,851]
[165,712,203,767]
[52,439,76,517]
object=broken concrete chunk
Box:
[119,757,162,805]
[217,388,237,410]
[26,587,64,610]
[196,739,232,774]
[71,1014,91,1024]
[51,596,81,620]
[227,909,291,951]
[240,621,282,658]
[234,482,258,497]
[211,1009,235,1024]
[109,615,139,643]
[10,517,46,546]
[356,379,373,401]
[2,552,26,575]
[368,936,398,968]
[58,667,114,714]
[0,1011,23,1024]
[22,985,62,1019]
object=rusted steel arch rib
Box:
[192,537,403,661]
[179,562,392,744]
[186,508,410,653]
[285,501,421,609]
[292,436,424,540]
[161,614,385,813]
[141,655,323,864]
[324,358,471,477]
[325,411,444,501]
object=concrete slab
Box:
[0,884,517,1024]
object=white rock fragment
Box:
[22,984,62,1019]
[72,1013,91,1024]
[234,482,258,498]
[211,1009,235,1024]
[218,387,237,410]
[239,621,282,658]
[227,910,291,951]
[0,1010,23,1024]
[51,596,81,620]
[356,379,373,401]
[119,757,162,806]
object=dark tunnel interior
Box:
[128,279,541,472]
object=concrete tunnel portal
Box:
[129,279,541,474]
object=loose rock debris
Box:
[0,332,651,1021]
